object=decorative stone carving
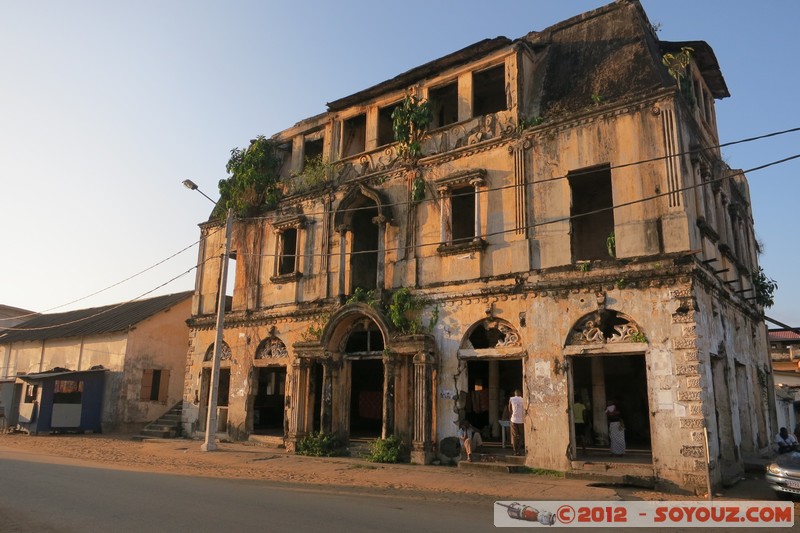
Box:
[204,342,232,362]
[256,337,288,359]
[460,318,521,349]
[567,310,644,345]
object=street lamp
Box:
[183,179,233,452]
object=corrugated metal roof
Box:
[0,292,193,343]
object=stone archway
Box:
[200,342,233,433]
[332,185,392,297]
[564,309,651,461]
[250,337,289,436]
[457,318,525,443]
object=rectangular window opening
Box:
[303,138,324,164]
[473,64,507,117]
[341,114,366,158]
[429,82,458,128]
[278,228,298,276]
[24,385,38,403]
[53,380,83,404]
[451,186,476,243]
[569,165,614,261]
[377,102,401,147]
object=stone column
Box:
[382,351,396,439]
[438,187,448,245]
[372,215,387,294]
[320,356,334,435]
[411,350,435,464]
[336,225,348,300]
[287,358,312,451]
[470,176,484,241]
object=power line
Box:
[0,225,225,323]
[231,152,800,261]
[238,126,800,222]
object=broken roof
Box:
[0,291,193,344]
[17,367,108,383]
[325,0,729,117]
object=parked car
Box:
[766,452,800,499]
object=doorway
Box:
[570,354,652,460]
[349,358,383,438]
[199,367,231,433]
[464,359,522,442]
[252,367,286,435]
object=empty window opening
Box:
[140,369,170,402]
[569,165,614,261]
[451,186,476,243]
[378,101,401,147]
[350,204,379,293]
[53,380,83,404]
[429,82,458,128]
[252,367,286,435]
[469,324,508,349]
[276,142,293,179]
[342,114,366,157]
[473,64,507,117]
[304,137,323,162]
[349,358,383,437]
[345,321,385,354]
[278,228,298,276]
[24,385,38,403]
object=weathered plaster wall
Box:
[120,297,191,431]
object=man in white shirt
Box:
[508,389,525,456]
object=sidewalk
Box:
[0,433,790,506]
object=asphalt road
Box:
[0,457,497,533]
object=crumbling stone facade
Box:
[183,0,773,493]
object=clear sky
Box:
[2,1,799,326]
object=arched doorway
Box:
[564,309,652,462]
[200,342,232,433]
[343,318,385,438]
[458,318,525,446]
[249,336,288,436]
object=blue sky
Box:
[2,1,799,326]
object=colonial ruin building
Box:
[183,0,774,493]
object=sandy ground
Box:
[0,432,795,508]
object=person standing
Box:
[573,397,587,453]
[605,399,625,457]
[509,389,525,456]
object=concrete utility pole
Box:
[183,179,232,452]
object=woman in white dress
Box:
[605,400,625,457]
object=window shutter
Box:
[158,369,170,403]
[140,369,154,401]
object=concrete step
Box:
[457,452,528,473]
[565,470,655,488]
[248,435,285,448]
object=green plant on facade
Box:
[629,331,647,343]
[591,93,604,106]
[411,176,426,202]
[615,278,627,289]
[387,288,425,334]
[606,231,616,258]
[662,47,695,107]
[346,287,380,309]
[296,432,346,457]
[751,266,778,308]
[517,115,544,131]
[364,435,406,463]
[216,135,284,218]
[392,94,432,161]
[288,154,332,195]
[577,261,590,273]
[302,311,332,342]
